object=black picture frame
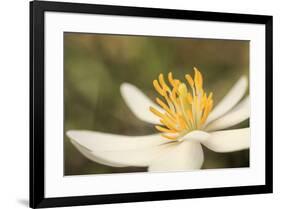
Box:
[30,0,273,208]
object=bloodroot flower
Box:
[67,68,250,172]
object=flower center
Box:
[150,67,213,140]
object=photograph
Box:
[29,1,273,207]
[0,0,277,207]
[64,33,250,176]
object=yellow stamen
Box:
[160,119,179,132]
[187,92,193,104]
[155,125,177,133]
[156,98,175,116]
[168,72,175,86]
[194,67,203,89]
[159,73,170,91]
[153,80,165,96]
[185,74,194,87]
[161,134,178,140]
[150,106,165,119]
[178,115,189,129]
[187,109,194,124]
[150,68,214,140]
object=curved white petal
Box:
[70,139,125,167]
[67,130,168,151]
[202,128,250,153]
[67,130,169,167]
[205,96,250,131]
[181,130,210,143]
[120,83,161,124]
[148,141,204,172]
[205,76,248,125]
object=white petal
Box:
[70,139,125,167]
[148,141,204,172]
[67,130,169,167]
[67,130,168,151]
[205,96,250,131]
[205,76,248,125]
[181,130,210,143]
[202,128,250,153]
[120,83,161,124]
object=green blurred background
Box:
[64,32,249,176]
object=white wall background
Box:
[0,0,279,208]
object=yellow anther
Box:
[160,119,179,132]
[163,113,177,124]
[187,92,193,104]
[171,87,178,98]
[178,83,188,96]
[161,134,178,140]
[159,73,169,91]
[149,106,164,119]
[194,67,203,89]
[156,97,174,116]
[201,104,211,125]
[185,74,194,87]
[153,80,165,96]
[155,125,177,133]
[173,79,180,87]
[168,72,174,85]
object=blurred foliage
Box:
[64,33,249,175]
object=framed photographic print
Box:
[30,0,273,208]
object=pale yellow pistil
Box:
[150,67,213,140]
